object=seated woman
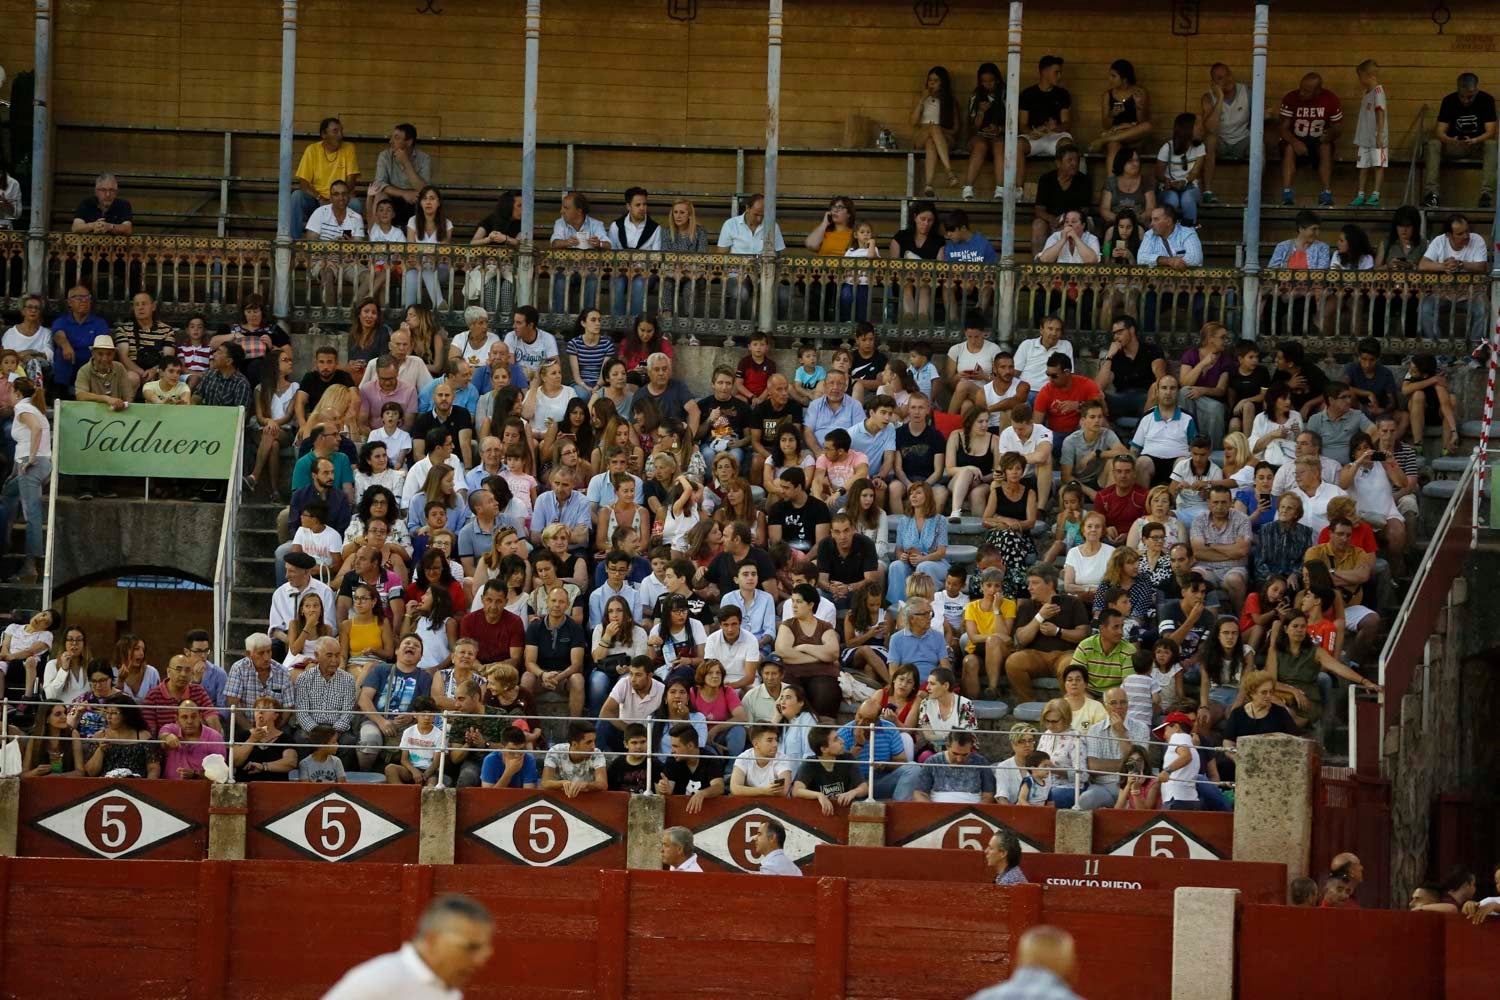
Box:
[1092,545,1158,638]
[403,185,455,309]
[83,696,159,779]
[1189,615,1255,712]
[1060,664,1108,733]
[859,663,923,764]
[1062,511,1114,604]
[943,405,997,519]
[1402,353,1460,454]
[653,675,709,755]
[691,659,748,758]
[1092,61,1154,168]
[1263,211,1331,336]
[1222,669,1300,748]
[1338,432,1406,567]
[774,583,843,721]
[1154,113,1206,226]
[913,666,977,759]
[247,347,299,501]
[1099,150,1156,234]
[354,442,407,511]
[232,697,299,781]
[406,464,470,537]
[1233,461,1279,530]
[449,306,499,370]
[886,481,950,607]
[23,700,85,776]
[842,585,892,685]
[1248,384,1303,467]
[340,583,395,684]
[981,451,1039,586]
[1125,485,1186,549]
[345,297,391,382]
[1266,612,1380,730]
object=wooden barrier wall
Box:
[4,0,1499,207]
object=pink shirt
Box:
[689,684,743,724]
[815,450,869,492]
[159,723,226,779]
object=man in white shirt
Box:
[1417,212,1490,351]
[1036,209,1101,265]
[359,327,433,391]
[704,605,763,690]
[715,194,787,319]
[660,826,704,872]
[1199,63,1253,203]
[608,186,662,317]
[1136,204,1203,269]
[304,178,366,304]
[402,427,469,512]
[268,552,336,654]
[322,894,493,1000]
[1012,314,1073,400]
[945,310,1002,413]
[1271,430,1341,496]
[548,190,611,312]
[751,817,803,876]
[1289,457,1346,535]
[503,305,559,384]
[1130,375,1197,487]
[1155,712,1201,810]
[997,403,1054,508]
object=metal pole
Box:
[26,0,53,297]
[218,130,232,239]
[996,1,1023,345]
[226,710,237,784]
[516,0,541,309]
[757,0,784,332]
[644,719,654,792]
[865,721,875,802]
[271,0,298,320]
[40,402,60,607]
[1240,4,1270,342]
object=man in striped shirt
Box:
[1067,608,1135,691]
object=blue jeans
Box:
[611,275,648,317]
[1160,185,1202,225]
[1196,779,1231,811]
[884,762,924,800]
[699,444,745,473]
[1418,295,1488,343]
[585,669,611,716]
[839,284,871,322]
[552,273,600,314]
[887,556,950,606]
[1048,784,1116,810]
[0,457,50,558]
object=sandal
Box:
[243,473,259,493]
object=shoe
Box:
[77,491,94,502]
[993,185,1004,200]
[1435,355,1454,369]
[1366,192,1380,207]
[1350,193,1366,207]
[922,185,935,198]
[1482,192,1495,208]
[962,186,975,201]
[1423,192,1440,208]
[949,513,962,523]
[1318,190,1334,207]
[1281,189,1294,206]
[1469,343,1489,369]
[1202,190,1218,204]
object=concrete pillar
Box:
[847,799,886,847]
[25,0,53,298]
[419,786,456,864]
[0,776,18,856]
[1053,807,1093,854]
[1239,3,1270,342]
[207,783,248,861]
[757,0,784,332]
[1231,733,1316,882]
[515,0,541,308]
[271,0,299,319]
[626,793,666,870]
[1171,887,1237,1000]
[995,1,1022,346]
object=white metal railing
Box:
[212,429,247,671]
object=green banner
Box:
[56,401,241,480]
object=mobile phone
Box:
[1371,451,1386,462]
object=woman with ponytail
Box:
[0,376,51,582]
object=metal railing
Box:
[212,430,247,672]
[1015,265,1241,346]
[0,231,28,312]
[291,241,517,325]
[1256,268,1492,354]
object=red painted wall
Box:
[1042,886,1176,999]
[244,783,421,863]
[882,801,1056,852]
[666,795,849,872]
[1237,903,1446,998]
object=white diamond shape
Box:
[1105,818,1223,860]
[260,790,407,862]
[895,808,1045,853]
[693,806,834,872]
[33,787,195,860]
[467,798,617,866]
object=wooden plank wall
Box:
[5,0,1498,225]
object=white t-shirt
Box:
[998,424,1046,476]
[3,325,51,358]
[1422,232,1487,266]
[651,617,709,670]
[451,331,500,369]
[1160,731,1200,803]
[1041,230,1101,264]
[1064,543,1115,589]
[368,426,414,470]
[504,329,560,381]
[1155,141,1207,184]
[529,385,574,435]
[305,205,366,242]
[704,628,762,685]
[399,723,447,771]
[293,524,344,568]
[664,507,702,553]
[733,747,790,789]
[1013,338,1072,388]
[405,219,455,245]
[947,340,1001,381]
[2,624,52,660]
[1170,458,1223,515]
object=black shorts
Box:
[1281,135,1323,166]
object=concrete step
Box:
[231,587,275,621]
[237,556,279,589]
[237,527,283,559]
[237,502,285,531]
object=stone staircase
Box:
[225,500,285,661]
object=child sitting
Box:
[384,696,448,787]
[1016,750,1052,805]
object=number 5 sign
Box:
[258,790,411,862]
[1103,817,1225,861]
[466,797,619,866]
[31,787,199,860]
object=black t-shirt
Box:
[751,398,804,442]
[849,349,889,386]
[523,617,588,671]
[659,751,720,795]
[478,209,522,240]
[796,756,862,797]
[607,755,651,794]
[1271,362,1328,411]
[411,406,476,447]
[1437,90,1498,142]
[1035,170,1092,219]
[653,590,714,628]
[696,394,752,444]
[893,229,943,260]
[705,546,776,598]
[768,496,832,550]
[814,534,878,587]
[896,422,945,481]
[1226,366,1272,407]
[1110,341,1165,392]
[1019,84,1072,131]
[299,369,356,413]
[74,196,134,226]
[1223,704,1300,742]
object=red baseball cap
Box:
[1153,711,1194,734]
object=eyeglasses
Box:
[910,611,932,618]
[1041,715,1062,723]
[68,293,92,301]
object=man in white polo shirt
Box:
[715,194,786,319]
[1129,375,1197,487]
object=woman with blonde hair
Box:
[300,383,358,449]
[1126,484,1186,549]
[402,303,448,378]
[1221,431,1254,486]
[660,199,709,317]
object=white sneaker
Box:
[993,185,1004,200]
[962,186,975,201]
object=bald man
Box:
[1330,852,1364,906]
[966,926,1081,999]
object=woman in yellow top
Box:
[961,568,1016,701]
[803,196,857,322]
[341,582,395,685]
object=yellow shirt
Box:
[961,597,1016,653]
[817,229,855,257]
[296,142,361,199]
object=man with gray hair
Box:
[322,894,494,999]
[1424,72,1498,208]
[71,172,134,235]
[225,633,294,731]
[886,597,950,685]
[660,825,703,872]
[292,636,358,754]
[446,672,507,788]
[624,351,698,431]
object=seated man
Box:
[1034,353,1102,453]
[1030,146,1092,255]
[813,514,879,611]
[1096,315,1166,418]
[836,703,917,801]
[480,726,541,789]
[445,678,507,788]
[1005,563,1091,703]
[1189,486,1252,612]
[1306,382,1374,465]
[887,598,950,685]
[267,552,336,658]
[225,633,295,733]
[1271,430,1341,497]
[729,725,793,797]
[292,116,361,235]
[1278,72,1343,207]
[1303,517,1381,666]
[654,722,726,812]
[355,634,432,771]
[996,403,1055,510]
[528,466,593,552]
[713,194,787,320]
[1129,376,1196,487]
[548,191,611,312]
[1093,454,1148,543]
[1417,213,1490,354]
[291,636,358,752]
[1199,63,1254,204]
[1423,72,1498,209]
[70,172,134,236]
[303,178,366,303]
[1170,435,1227,529]
[541,719,608,798]
[903,730,995,803]
[370,123,432,229]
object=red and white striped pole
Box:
[1474,311,1500,548]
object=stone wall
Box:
[50,497,223,593]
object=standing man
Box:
[1424,72,1498,209]
[293,116,361,236]
[372,123,432,229]
[1199,63,1253,205]
[321,895,493,999]
[1278,73,1343,207]
[714,194,786,320]
[660,826,704,872]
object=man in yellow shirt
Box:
[962,569,1016,700]
[293,116,362,235]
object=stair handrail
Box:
[213,429,246,670]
